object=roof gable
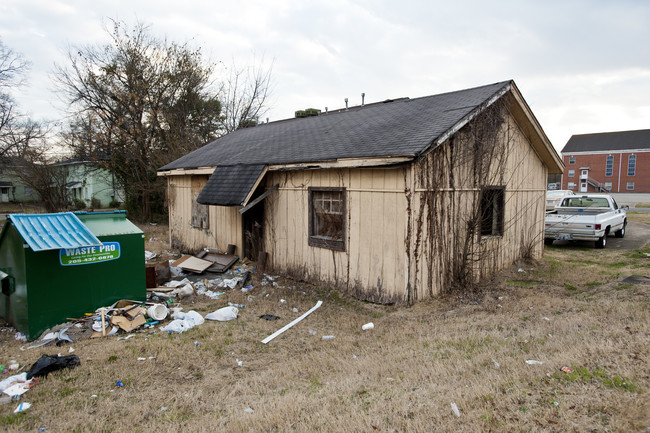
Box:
[562,129,650,153]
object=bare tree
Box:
[0,37,38,158]
[54,19,222,220]
[218,59,273,133]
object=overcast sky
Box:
[1,0,648,154]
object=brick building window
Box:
[567,182,575,189]
[628,155,636,176]
[627,182,635,190]
[308,187,346,251]
[606,155,613,176]
[569,156,575,164]
[568,169,574,177]
[604,182,612,191]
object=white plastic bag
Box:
[205,306,239,321]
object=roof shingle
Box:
[562,129,650,153]
[160,81,512,171]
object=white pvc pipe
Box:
[261,300,323,344]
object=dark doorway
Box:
[242,187,265,261]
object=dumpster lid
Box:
[75,211,143,236]
[8,212,102,252]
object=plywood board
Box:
[172,255,213,273]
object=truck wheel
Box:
[544,238,553,246]
[595,236,607,249]
[615,222,626,238]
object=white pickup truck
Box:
[544,194,627,249]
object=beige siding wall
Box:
[164,103,547,304]
[264,168,410,303]
[167,174,243,254]
[407,109,547,300]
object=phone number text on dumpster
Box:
[59,242,121,266]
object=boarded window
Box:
[191,193,209,229]
[308,187,345,251]
[480,187,505,237]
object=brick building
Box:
[560,129,650,193]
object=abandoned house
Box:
[158,80,563,304]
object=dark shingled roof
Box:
[160,80,512,171]
[562,129,650,153]
[197,164,265,206]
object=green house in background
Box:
[0,158,124,207]
[55,159,125,208]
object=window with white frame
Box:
[569,156,575,164]
[628,155,636,176]
[606,155,613,176]
[568,169,575,177]
[567,182,575,189]
[604,182,612,191]
[627,182,634,190]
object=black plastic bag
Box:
[259,314,281,320]
[26,354,81,379]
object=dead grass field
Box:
[0,219,648,432]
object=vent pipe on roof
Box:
[325,107,328,114]
[266,118,269,124]
[345,98,348,111]
[361,93,365,106]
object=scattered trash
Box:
[259,314,281,320]
[144,250,157,260]
[194,341,199,347]
[261,300,323,344]
[308,330,317,335]
[205,307,239,322]
[561,366,574,373]
[241,285,254,293]
[147,304,168,321]
[321,335,335,340]
[137,357,147,361]
[492,359,500,369]
[26,355,81,379]
[362,322,374,331]
[115,381,124,388]
[517,268,525,273]
[280,299,287,304]
[172,255,213,273]
[38,427,48,432]
[161,310,205,333]
[68,347,75,353]
[240,271,251,287]
[228,302,245,309]
[450,402,460,417]
[553,401,559,406]
[525,360,543,365]
[117,334,135,341]
[236,359,243,367]
[544,317,550,321]
[244,407,254,414]
[14,402,31,413]
[14,332,26,342]
[292,307,299,313]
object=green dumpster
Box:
[0,211,145,340]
